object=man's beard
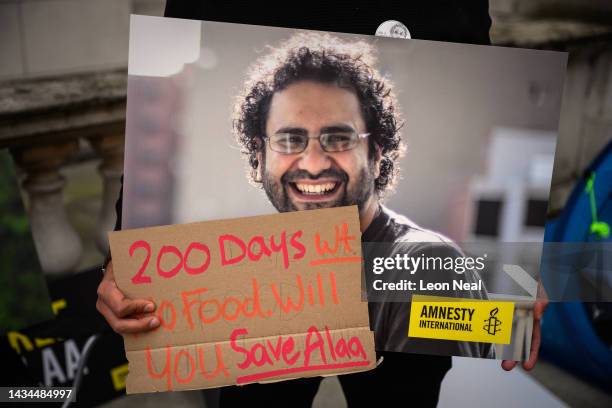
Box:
[261,160,377,213]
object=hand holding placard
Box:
[96,260,160,334]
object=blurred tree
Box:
[0,150,53,333]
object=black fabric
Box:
[220,351,449,407]
[103,175,124,268]
[0,336,38,387]
[112,175,124,232]
[164,0,491,45]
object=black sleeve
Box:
[113,176,123,232]
[462,0,492,45]
[103,176,124,268]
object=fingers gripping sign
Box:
[501,282,548,371]
[96,260,160,334]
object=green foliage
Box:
[0,150,53,333]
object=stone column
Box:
[89,134,124,254]
[12,141,83,275]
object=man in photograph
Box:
[97,33,546,407]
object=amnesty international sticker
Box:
[408,295,515,344]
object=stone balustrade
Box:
[0,69,127,275]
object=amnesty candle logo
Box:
[408,295,515,344]
[483,307,502,335]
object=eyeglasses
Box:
[267,130,370,154]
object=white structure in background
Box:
[128,15,201,77]
[465,127,557,360]
[467,127,557,242]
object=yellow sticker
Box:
[110,363,129,391]
[408,295,515,344]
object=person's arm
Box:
[96,177,160,334]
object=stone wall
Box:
[0,0,164,80]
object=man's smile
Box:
[287,179,343,202]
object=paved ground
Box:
[527,360,611,408]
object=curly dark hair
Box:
[233,32,404,195]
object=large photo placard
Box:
[120,14,567,377]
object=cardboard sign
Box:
[108,206,375,393]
